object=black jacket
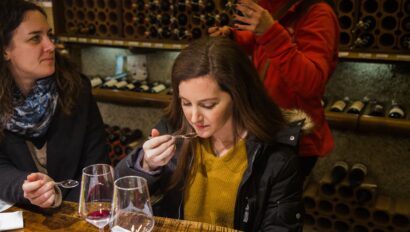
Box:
[116,118,304,232]
[0,77,109,206]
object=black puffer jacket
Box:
[116,118,305,232]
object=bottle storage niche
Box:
[52,0,124,39]
[337,0,410,53]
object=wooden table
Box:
[6,201,239,232]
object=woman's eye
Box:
[202,103,216,109]
[181,102,191,106]
[30,35,41,42]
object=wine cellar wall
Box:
[53,0,234,43]
[52,0,410,53]
[338,0,410,52]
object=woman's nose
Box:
[44,36,55,52]
[190,108,202,123]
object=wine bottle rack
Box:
[53,0,234,44]
[337,0,410,54]
[51,0,410,60]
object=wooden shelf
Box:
[325,111,359,130]
[338,51,410,62]
[58,36,410,62]
[92,88,171,107]
[58,36,188,50]
[92,89,410,136]
[358,115,410,136]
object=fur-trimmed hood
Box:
[281,108,314,134]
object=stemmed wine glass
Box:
[78,164,114,232]
[110,176,155,232]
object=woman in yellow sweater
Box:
[116,37,308,231]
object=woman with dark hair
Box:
[0,0,108,209]
[117,37,310,231]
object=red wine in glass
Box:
[86,209,111,229]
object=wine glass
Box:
[78,164,114,232]
[110,176,155,232]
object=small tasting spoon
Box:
[54,179,79,189]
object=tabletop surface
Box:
[6,201,240,232]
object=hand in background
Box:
[142,128,176,172]
[208,26,232,37]
[234,0,275,35]
[22,173,56,208]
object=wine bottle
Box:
[330,97,350,112]
[205,0,215,12]
[190,0,204,12]
[108,131,120,143]
[191,28,202,39]
[352,33,375,48]
[158,27,172,39]
[113,144,123,156]
[90,76,103,88]
[119,129,143,145]
[149,82,167,93]
[330,161,349,185]
[146,15,158,25]
[217,14,230,26]
[144,27,159,38]
[402,16,410,32]
[158,13,171,25]
[348,163,368,188]
[102,79,118,89]
[114,80,129,90]
[368,100,385,117]
[79,24,96,35]
[400,34,410,49]
[388,100,405,119]
[206,14,216,27]
[177,14,188,26]
[352,16,376,34]
[347,96,369,114]
[145,1,159,11]
[135,0,145,11]
[134,13,145,24]
[160,0,172,11]
[177,0,186,11]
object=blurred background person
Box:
[0,0,108,209]
[209,0,339,179]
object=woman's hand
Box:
[141,128,176,172]
[208,26,232,37]
[234,0,275,36]
[22,173,57,208]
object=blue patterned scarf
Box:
[5,77,58,138]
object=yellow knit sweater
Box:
[184,138,248,228]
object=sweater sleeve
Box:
[256,3,339,98]
[232,29,257,55]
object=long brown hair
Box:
[165,37,286,191]
[0,0,82,140]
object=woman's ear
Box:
[3,51,10,61]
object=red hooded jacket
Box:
[233,0,339,157]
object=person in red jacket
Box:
[209,0,339,178]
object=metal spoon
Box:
[148,132,198,140]
[54,179,79,189]
[172,132,198,139]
